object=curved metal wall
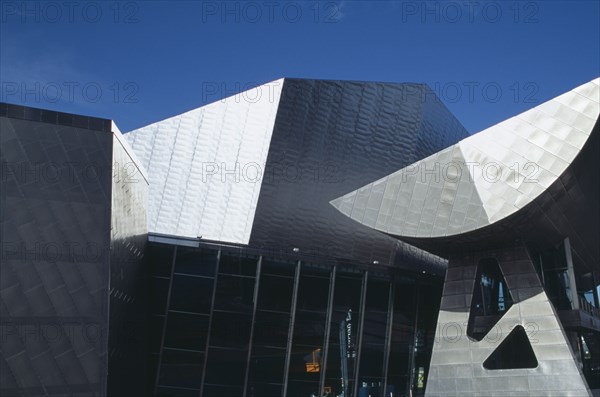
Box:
[250,79,469,274]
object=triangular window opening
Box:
[467,258,514,341]
[483,325,538,369]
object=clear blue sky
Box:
[1,1,598,133]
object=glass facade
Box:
[540,243,575,310]
[466,258,514,341]
[526,242,600,391]
[147,241,441,397]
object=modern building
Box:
[0,105,148,396]
[123,79,467,397]
[0,77,598,397]
[332,78,600,396]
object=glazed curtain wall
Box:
[147,242,440,397]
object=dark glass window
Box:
[170,246,216,277]
[151,277,169,315]
[157,386,200,397]
[204,347,247,385]
[262,258,296,277]
[542,243,574,310]
[144,245,438,396]
[209,311,252,349]
[472,259,513,316]
[324,272,363,396]
[296,274,330,312]
[169,275,214,314]
[174,247,218,277]
[467,258,513,341]
[324,341,343,394]
[366,279,390,311]
[150,315,164,353]
[247,345,287,383]
[163,312,209,351]
[249,258,293,393]
[358,345,385,380]
[253,311,290,348]
[213,274,256,313]
[386,282,417,396]
[247,382,282,397]
[544,270,573,310]
[361,311,387,345]
[219,251,258,276]
[158,349,204,389]
[393,280,417,322]
[257,274,294,312]
[148,243,175,277]
[387,343,410,395]
[289,264,331,391]
[332,275,361,312]
[287,380,320,397]
[292,311,328,347]
[413,283,442,393]
[362,279,389,341]
[203,384,243,397]
[148,353,160,391]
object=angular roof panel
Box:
[331,78,600,239]
[125,79,284,243]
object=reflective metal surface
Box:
[124,79,284,244]
[329,79,600,396]
[106,127,149,396]
[0,105,150,396]
[249,79,469,273]
[1,109,113,396]
[427,244,591,397]
[125,78,471,274]
[331,78,599,241]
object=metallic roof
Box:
[124,79,284,243]
[331,78,599,239]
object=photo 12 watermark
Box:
[200,1,345,24]
[201,80,282,103]
[398,1,540,24]
[429,81,540,104]
[402,160,541,185]
[0,81,139,104]
[199,160,343,184]
[435,321,540,344]
[1,161,142,185]
[199,80,540,106]
[1,1,141,24]
[0,320,106,345]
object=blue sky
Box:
[1,1,598,133]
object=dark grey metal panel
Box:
[250,79,469,275]
[1,113,113,396]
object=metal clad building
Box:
[1,77,598,397]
